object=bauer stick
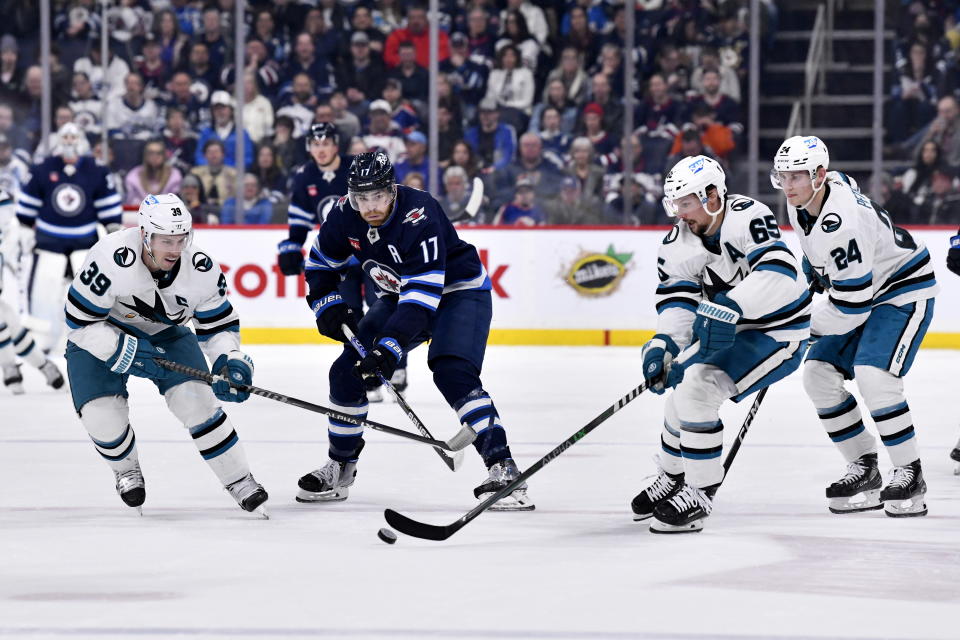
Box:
[156,359,476,452]
[343,326,471,471]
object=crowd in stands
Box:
[0,0,757,226]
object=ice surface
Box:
[2,345,959,640]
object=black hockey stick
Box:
[384,379,654,541]
[156,359,475,452]
[721,386,768,481]
[343,326,471,471]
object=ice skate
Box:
[390,367,408,393]
[113,463,145,514]
[950,433,960,475]
[631,464,684,522]
[650,483,715,534]
[226,473,269,518]
[880,459,927,518]
[2,363,23,395]
[474,458,535,511]
[39,360,64,389]
[825,452,883,514]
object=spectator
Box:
[563,0,608,36]
[690,47,741,103]
[33,106,77,163]
[388,41,430,104]
[221,173,274,224]
[665,128,717,174]
[348,6,387,53]
[19,67,50,149]
[888,41,940,144]
[669,105,735,162]
[871,172,917,225]
[199,6,230,71]
[655,44,690,98]
[284,32,335,96]
[178,172,218,223]
[92,139,125,202]
[603,173,662,225]
[163,106,197,175]
[74,33,131,100]
[69,71,103,137]
[592,44,625,97]
[106,72,160,141]
[156,9,190,71]
[496,10,540,72]
[438,166,477,222]
[484,44,535,132]
[901,140,941,206]
[252,8,289,65]
[435,73,464,126]
[564,6,600,68]
[328,92,362,145]
[54,3,100,67]
[195,90,255,168]
[544,175,601,225]
[496,131,562,206]
[191,139,237,207]
[277,72,319,137]
[0,133,30,196]
[402,171,426,190]
[173,0,202,38]
[182,41,221,94]
[635,73,682,174]
[915,163,960,224]
[466,7,497,68]
[531,79,578,136]
[362,99,406,163]
[440,32,489,112]
[449,139,482,179]
[124,139,183,205]
[546,47,589,107]
[253,143,288,201]
[0,102,27,152]
[161,71,209,132]
[465,98,517,172]
[501,0,547,46]
[716,10,749,82]
[348,136,369,156]
[372,0,404,36]
[305,6,344,64]
[242,71,274,145]
[495,177,545,225]
[137,36,169,92]
[272,115,307,170]
[584,72,624,135]
[384,4,450,69]
[0,36,22,105]
[537,107,573,158]
[339,31,387,110]
[686,68,742,131]
[219,39,282,101]
[395,130,431,189]
[581,102,618,168]
[565,137,605,203]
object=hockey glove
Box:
[642,333,680,395]
[693,294,742,358]
[312,292,358,343]
[353,337,404,390]
[106,335,170,380]
[947,235,960,277]
[211,350,255,403]
[277,239,304,276]
[801,256,828,294]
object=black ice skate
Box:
[631,467,684,522]
[39,360,64,389]
[474,458,535,511]
[2,363,23,395]
[113,463,145,514]
[226,473,269,518]
[880,459,927,518]
[826,452,883,514]
[297,441,364,503]
[950,433,960,476]
[649,483,715,534]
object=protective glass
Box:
[348,186,395,212]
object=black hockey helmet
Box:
[347,150,395,193]
[305,122,339,151]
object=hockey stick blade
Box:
[464,177,484,218]
[156,359,460,451]
[384,379,653,541]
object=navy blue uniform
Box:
[305,185,511,466]
[286,157,352,246]
[16,156,122,253]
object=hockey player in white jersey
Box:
[0,188,64,393]
[633,156,810,533]
[772,136,939,517]
[63,193,268,515]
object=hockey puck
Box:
[377,527,398,544]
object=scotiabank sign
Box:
[196,226,960,333]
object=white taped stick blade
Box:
[447,425,477,451]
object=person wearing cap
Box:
[337,30,387,108]
[361,99,406,164]
[494,176,544,226]
[395,130,431,190]
[387,41,429,103]
[464,98,517,172]
[194,90,255,168]
[543,174,598,225]
[383,3,450,69]
[580,101,618,167]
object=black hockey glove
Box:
[353,337,404,390]
[277,239,304,276]
[311,293,358,343]
[947,234,960,277]
[801,256,828,294]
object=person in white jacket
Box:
[483,45,534,132]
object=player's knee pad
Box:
[854,365,905,411]
[430,356,481,406]
[802,360,847,408]
[68,249,89,278]
[671,364,736,423]
[30,250,68,301]
[164,380,221,428]
[79,395,136,463]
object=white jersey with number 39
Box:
[785,174,939,337]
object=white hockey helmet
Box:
[138,193,193,252]
[770,135,829,189]
[53,122,90,159]
[661,155,727,217]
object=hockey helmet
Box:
[138,193,193,254]
[305,122,339,151]
[661,155,727,217]
[54,122,90,159]
[770,135,829,189]
[347,150,396,209]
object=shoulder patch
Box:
[662,225,680,245]
[113,246,136,267]
[192,252,213,272]
[403,207,427,225]
[820,212,842,233]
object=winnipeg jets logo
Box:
[403,207,427,225]
[51,183,86,217]
[362,260,401,294]
[348,237,361,251]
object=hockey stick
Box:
[464,177,485,219]
[384,379,654,541]
[343,326,471,471]
[721,386,768,481]
[156,359,475,452]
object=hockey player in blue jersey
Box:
[16,123,123,352]
[632,156,810,533]
[297,151,534,510]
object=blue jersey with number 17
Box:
[304,185,491,342]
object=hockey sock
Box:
[12,327,46,368]
[855,366,919,467]
[679,419,724,488]
[188,409,250,485]
[659,394,684,475]
[804,361,876,462]
[79,395,140,473]
[327,396,368,463]
[454,389,511,466]
[671,365,735,488]
[0,322,17,365]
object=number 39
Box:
[79,261,112,296]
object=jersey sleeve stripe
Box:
[398,295,441,311]
[37,220,98,237]
[94,194,122,208]
[401,270,446,286]
[196,319,240,339]
[754,260,798,279]
[288,204,314,221]
[65,311,98,328]
[747,241,789,265]
[874,273,936,304]
[194,305,235,324]
[16,192,43,207]
[96,205,123,219]
[194,300,232,320]
[832,273,873,288]
[14,203,38,217]
[656,298,699,313]
[656,281,700,295]
[401,281,443,296]
[307,246,351,270]
[829,296,873,314]
[68,286,111,315]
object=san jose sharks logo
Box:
[118,292,187,325]
[702,265,748,301]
